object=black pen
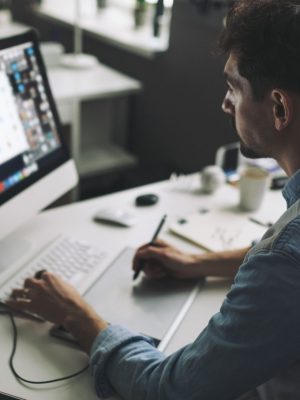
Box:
[133,214,167,281]
[249,217,273,228]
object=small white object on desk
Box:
[201,165,226,194]
[93,208,137,227]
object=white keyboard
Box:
[0,236,107,302]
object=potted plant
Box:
[97,0,106,9]
[134,0,147,28]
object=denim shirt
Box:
[90,170,300,400]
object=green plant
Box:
[136,0,146,10]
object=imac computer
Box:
[0,30,78,270]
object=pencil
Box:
[133,215,167,281]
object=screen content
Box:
[0,41,61,196]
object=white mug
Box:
[239,166,270,212]
[201,165,226,194]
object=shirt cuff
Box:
[90,324,154,398]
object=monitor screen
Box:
[0,30,69,207]
[0,30,78,264]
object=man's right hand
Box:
[133,240,202,280]
[133,240,249,280]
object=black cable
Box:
[0,307,89,385]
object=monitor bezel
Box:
[0,29,70,207]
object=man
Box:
[7,0,300,399]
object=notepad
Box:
[169,211,267,252]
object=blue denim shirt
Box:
[90,170,300,400]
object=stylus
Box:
[133,214,167,281]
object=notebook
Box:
[169,211,267,252]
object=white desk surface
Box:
[0,175,286,399]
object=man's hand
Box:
[6,271,108,353]
[133,240,249,280]
[133,240,202,280]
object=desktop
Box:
[0,30,78,270]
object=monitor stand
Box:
[0,236,32,273]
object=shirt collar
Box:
[282,169,300,208]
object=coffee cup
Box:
[239,166,270,211]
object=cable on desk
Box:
[0,306,89,385]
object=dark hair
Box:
[219,0,300,100]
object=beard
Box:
[230,117,264,159]
[239,142,262,159]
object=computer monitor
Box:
[0,30,78,261]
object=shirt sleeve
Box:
[90,250,300,400]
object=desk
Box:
[0,175,286,399]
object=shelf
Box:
[0,21,29,39]
[78,145,138,177]
[35,4,170,59]
[48,63,141,104]
[46,63,141,180]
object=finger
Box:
[133,252,148,271]
[143,265,166,279]
[151,239,168,247]
[133,246,160,264]
[133,246,168,269]
[35,269,47,279]
[40,271,61,284]
[133,251,155,272]
[24,277,41,289]
[6,302,47,324]
[4,300,45,322]
[132,252,143,271]
[6,298,35,313]
[10,288,30,300]
[135,239,169,254]
[41,271,72,291]
[134,239,169,257]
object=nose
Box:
[222,92,234,115]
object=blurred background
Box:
[1,0,236,200]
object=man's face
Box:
[222,53,273,159]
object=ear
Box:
[271,90,293,131]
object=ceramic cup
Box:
[239,166,270,211]
[201,165,226,194]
